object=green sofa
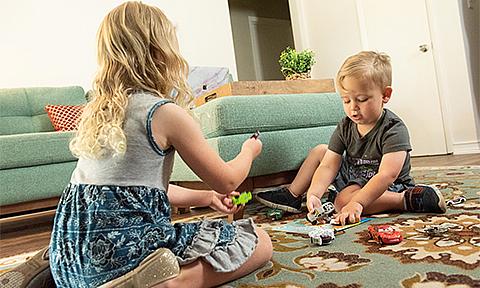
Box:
[171,92,344,182]
[0,86,87,214]
[0,85,343,219]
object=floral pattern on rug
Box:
[356,213,480,270]
[227,166,480,287]
[237,283,362,288]
[2,166,480,288]
[401,272,480,287]
[412,166,480,211]
[294,251,370,272]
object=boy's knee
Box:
[309,144,328,159]
[334,194,349,210]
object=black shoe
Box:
[404,184,447,213]
[0,246,55,288]
[255,186,303,213]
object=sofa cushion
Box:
[0,161,77,206]
[171,126,336,182]
[0,131,77,170]
[194,93,344,138]
[0,86,86,135]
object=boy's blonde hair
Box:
[336,51,392,91]
[70,1,193,159]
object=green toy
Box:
[266,208,284,220]
[232,191,252,205]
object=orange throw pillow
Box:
[45,105,84,131]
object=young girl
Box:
[49,2,272,287]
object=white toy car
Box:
[306,202,336,225]
[308,225,335,245]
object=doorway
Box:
[357,0,448,156]
[228,0,295,80]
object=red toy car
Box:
[368,224,403,245]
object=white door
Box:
[358,0,448,156]
[249,16,295,80]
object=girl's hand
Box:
[209,191,242,214]
[334,201,363,226]
[307,194,322,213]
[242,138,262,159]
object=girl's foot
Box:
[99,248,179,288]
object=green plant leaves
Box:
[278,47,316,78]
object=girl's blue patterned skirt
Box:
[50,184,258,287]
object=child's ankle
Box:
[287,187,301,198]
[400,191,407,211]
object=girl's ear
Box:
[382,86,392,103]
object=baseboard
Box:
[0,197,59,217]
[452,140,480,155]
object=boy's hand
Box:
[307,194,323,213]
[334,201,363,226]
[209,191,242,214]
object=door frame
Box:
[248,16,293,80]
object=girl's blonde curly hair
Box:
[70,1,193,159]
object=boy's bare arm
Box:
[306,150,342,211]
[335,151,407,225]
[350,151,407,207]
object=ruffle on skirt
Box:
[177,218,258,272]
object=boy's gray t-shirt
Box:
[328,108,414,189]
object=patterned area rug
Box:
[229,166,480,288]
[1,166,479,287]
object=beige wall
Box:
[0,0,237,90]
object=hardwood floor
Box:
[411,153,480,167]
[1,153,479,259]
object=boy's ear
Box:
[382,86,392,103]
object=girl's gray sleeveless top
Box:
[70,92,174,191]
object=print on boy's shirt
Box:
[347,156,380,180]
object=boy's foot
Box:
[0,246,54,288]
[99,248,179,288]
[404,184,447,213]
[255,186,303,213]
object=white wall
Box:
[288,0,480,155]
[289,0,363,79]
[458,0,480,150]
[0,0,237,90]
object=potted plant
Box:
[278,47,316,80]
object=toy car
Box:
[306,202,335,225]
[250,130,260,139]
[421,222,456,236]
[266,208,284,220]
[368,224,403,245]
[309,225,335,246]
[446,196,466,207]
[232,191,252,205]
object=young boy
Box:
[256,51,446,225]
